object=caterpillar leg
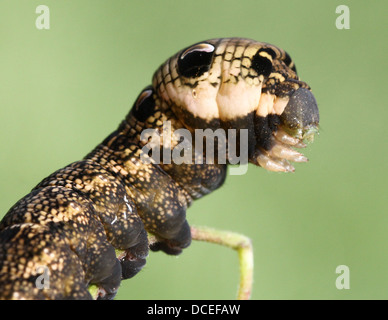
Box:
[117,229,148,280]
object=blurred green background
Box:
[0,0,386,300]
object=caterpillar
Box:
[0,38,319,300]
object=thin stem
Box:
[190,225,254,300]
[89,225,254,300]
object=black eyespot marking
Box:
[259,47,277,59]
[131,87,155,122]
[177,43,215,78]
[251,51,273,78]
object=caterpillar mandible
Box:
[0,38,319,300]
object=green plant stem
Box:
[190,225,254,300]
[89,225,254,300]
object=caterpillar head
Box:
[152,38,319,172]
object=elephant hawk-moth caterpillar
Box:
[0,38,319,300]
